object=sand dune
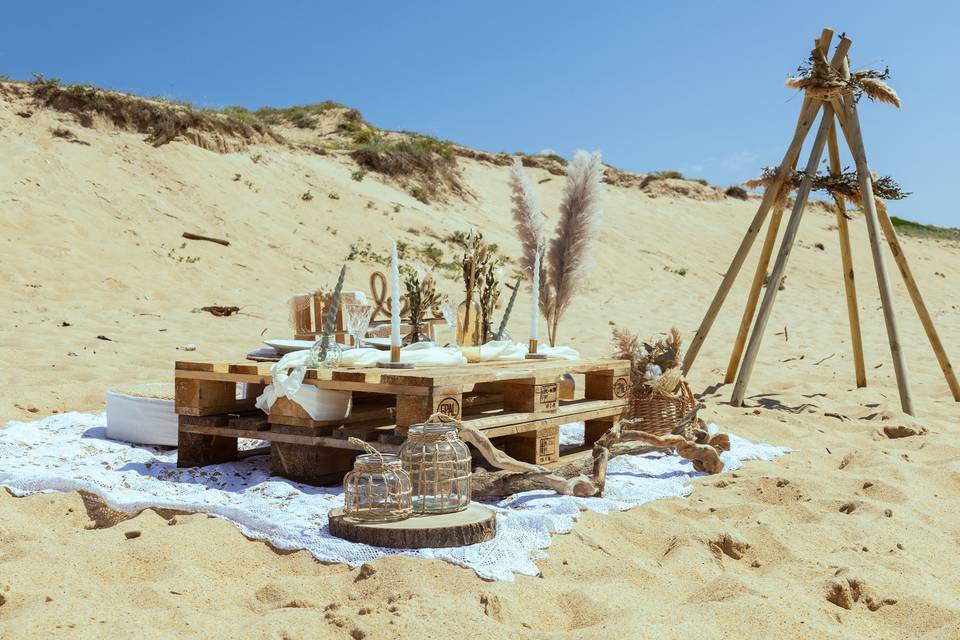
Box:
[2,81,960,639]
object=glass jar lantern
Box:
[399,422,471,514]
[342,439,413,522]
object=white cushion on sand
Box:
[106,383,178,446]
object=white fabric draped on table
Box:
[255,341,580,420]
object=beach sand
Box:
[2,83,960,639]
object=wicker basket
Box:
[627,369,697,437]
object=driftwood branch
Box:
[183,231,230,247]
[456,403,727,500]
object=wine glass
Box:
[440,299,457,347]
[344,304,374,349]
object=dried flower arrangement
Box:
[613,325,683,382]
[403,269,441,338]
[510,151,604,346]
[457,231,492,344]
[612,325,698,437]
[460,231,488,301]
[786,45,900,108]
[478,264,501,341]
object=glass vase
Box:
[456,299,482,347]
[308,335,343,368]
[402,323,423,346]
[399,423,471,514]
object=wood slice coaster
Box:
[328,503,496,549]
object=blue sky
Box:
[1,1,956,226]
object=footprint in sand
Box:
[824,575,897,611]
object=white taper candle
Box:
[390,241,401,349]
[530,250,540,343]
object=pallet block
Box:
[177,416,238,467]
[498,425,560,465]
[175,378,256,416]
[270,424,357,485]
[395,385,462,429]
[584,372,631,401]
[503,381,559,413]
[584,416,618,445]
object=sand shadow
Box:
[741,394,819,414]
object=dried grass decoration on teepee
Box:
[399,414,472,514]
[786,44,900,107]
[612,326,698,437]
[745,167,910,215]
[342,438,413,523]
[510,152,604,347]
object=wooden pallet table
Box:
[175,357,631,486]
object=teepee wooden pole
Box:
[826,117,867,388]
[680,102,819,376]
[730,103,836,407]
[724,205,785,383]
[836,95,915,415]
[683,32,847,376]
[876,210,960,400]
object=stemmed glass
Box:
[440,299,457,347]
[344,304,374,350]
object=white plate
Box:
[265,339,353,354]
[363,337,392,350]
[263,339,314,354]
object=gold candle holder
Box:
[525,338,547,359]
[378,344,414,368]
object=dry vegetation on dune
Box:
[25,74,284,151]
[2,77,960,639]
[351,133,465,203]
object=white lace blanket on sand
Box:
[0,413,788,581]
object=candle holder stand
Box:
[525,339,548,360]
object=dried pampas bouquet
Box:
[510,151,605,346]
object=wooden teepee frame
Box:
[681,29,959,417]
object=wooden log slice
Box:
[328,503,496,549]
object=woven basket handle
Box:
[347,437,383,464]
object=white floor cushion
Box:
[105,383,178,446]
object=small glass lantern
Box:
[400,421,471,514]
[342,438,413,522]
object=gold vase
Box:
[456,299,482,347]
